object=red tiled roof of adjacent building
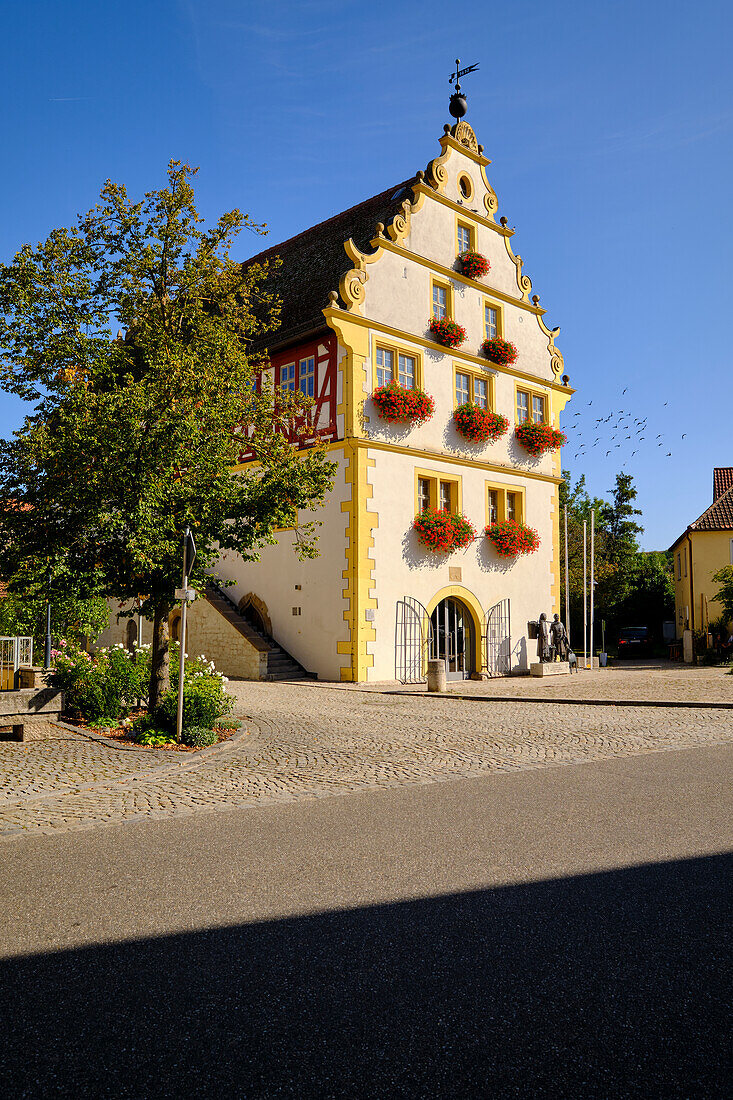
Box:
[713,467,733,501]
[690,484,733,532]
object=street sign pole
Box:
[175,526,196,743]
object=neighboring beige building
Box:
[100,114,574,681]
[669,467,733,637]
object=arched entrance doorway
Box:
[430,597,475,680]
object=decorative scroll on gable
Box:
[236,335,338,461]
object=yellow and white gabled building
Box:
[99,117,575,682]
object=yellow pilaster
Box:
[326,308,378,681]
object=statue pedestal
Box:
[530,661,570,677]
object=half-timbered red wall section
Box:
[236,333,339,462]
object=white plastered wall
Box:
[214,446,350,681]
[366,446,556,679]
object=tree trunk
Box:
[148,604,171,714]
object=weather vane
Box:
[449,58,479,93]
[448,58,479,120]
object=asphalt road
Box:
[1,743,731,1098]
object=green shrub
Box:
[156,651,233,733]
[216,718,241,730]
[182,725,218,748]
[131,713,175,745]
[137,730,178,746]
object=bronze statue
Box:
[550,613,569,662]
[537,612,551,663]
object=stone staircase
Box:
[204,582,313,681]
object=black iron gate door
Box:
[395,597,433,683]
[483,598,512,676]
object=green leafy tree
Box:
[560,470,671,648]
[0,585,109,653]
[594,473,644,630]
[711,565,733,623]
[0,162,336,710]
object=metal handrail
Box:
[0,636,34,691]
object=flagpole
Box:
[583,519,588,669]
[564,505,570,646]
[590,510,595,671]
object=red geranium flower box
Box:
[481,337,518,365]
[372,382,435,425]
[459,251,490,280]
[453,404,509,444]
[429,316,467,348]
[514,422,566,456]
[413,509,476,554]
[485,519,540,558]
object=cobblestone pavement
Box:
[1,667,732,840]
[352,661,733,704]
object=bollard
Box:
[427,659,447,693]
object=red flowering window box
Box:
[459,251,490,280]
[429,317,467,348]
[514,422,566,456]
[481,337,518,365]
[413,509,476,554]
[485,519,540,558]
[453,404,509,444]
[372,382,435,425]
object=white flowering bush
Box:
[156,644,233,733]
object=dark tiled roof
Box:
[713,467,733,501]
[691,484,733,531]
[244,179,417,350]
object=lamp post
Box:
[43,570,52,669]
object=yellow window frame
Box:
[430,277,454,322]
[453,365,495,410]
[514,383,549,425]
[372,339,423,391]
[483,298,504,341]
[485,482,526,526]
[415,468,463,515]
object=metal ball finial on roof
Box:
[448,57,479,119]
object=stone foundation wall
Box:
[183,598,269,681]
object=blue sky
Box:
[2,0,731,549]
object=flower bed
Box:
[413,509,476,553]
[453,404,509,444]
[429,317,467,348]
[514,422,566,456]
[485,519,540,558]
[481,337,518,365]
[372,382,435,425]
[459,250,490,280]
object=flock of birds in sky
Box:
[565,386,683,469]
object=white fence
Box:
[0,636,34,690]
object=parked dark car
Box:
[617,626,653,658]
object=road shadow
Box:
[0,852,729,1097]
